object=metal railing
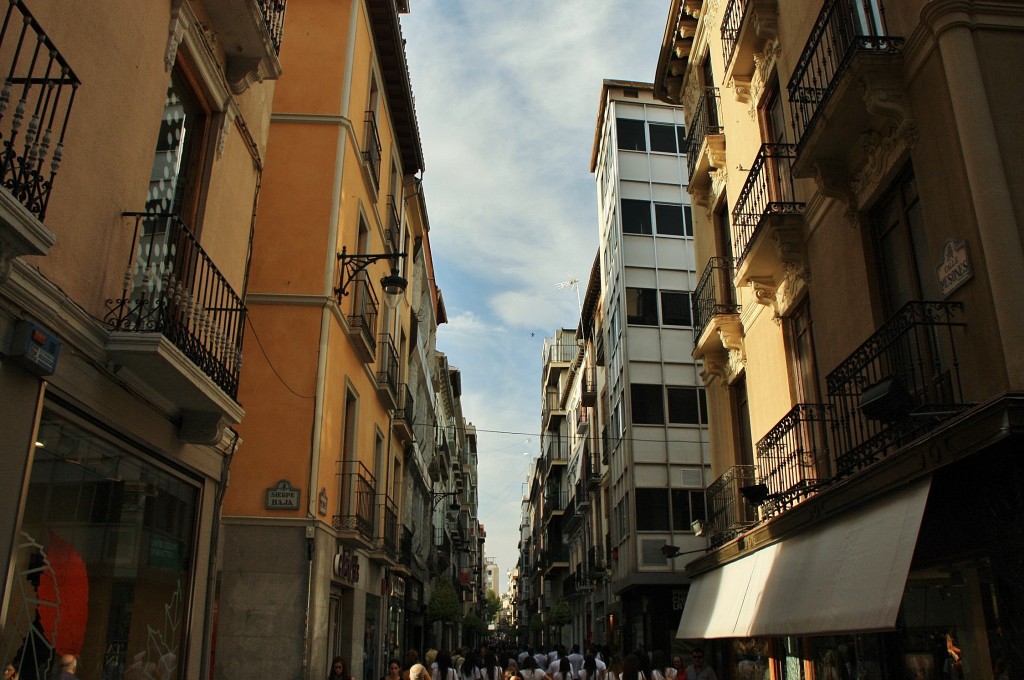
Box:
[721,0,752,67]
[334,460,376,540]
[343,271,379,356]
[542,386,562,420]
[788,0,901,150]
[827,300,967,477]
[732,143,803,263]
[377,494,399,559]
[543,332,579,364]
[756,403,834,517]
[362,110,381,187]
[706,464,758,547]
[394,384,415,431]
[376,333,399,395]
[692,257,740,345]
[581,366,597,405]
[106,213,246,398]
[545,435,568,462]
[0,1,80,222]
[685,87,722,180]
[258,0,287,54]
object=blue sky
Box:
[401,0,670,592]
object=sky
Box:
[400,1,671,594]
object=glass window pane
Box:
[621,199,652,235]
[631,384,665,424]
[655,203,685,236]
[677,125,687,153]
[668,387,704,424]
[648,123,677,153]
[626,288,658,325]
[617,118,646,151]
[661,291,692,327]
[636,489,670,530]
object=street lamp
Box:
[431,490,460,512]
[336,247,407,304]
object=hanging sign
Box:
[936,238,972,298]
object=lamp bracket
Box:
[336,247,406,297]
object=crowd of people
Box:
[331,644,715,680]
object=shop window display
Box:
[1,407,198,680]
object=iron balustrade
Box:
[362,110,381,187]
[692,257,740,346]
[756,403,834,518]
[334,460,376,539]
[581,366,597,405]
[685,87,723,180]
[0,0,79,221]
[826,300,967,477]
[343,272,379,356]
[258,0,287,54]
[787,0,902,151]
[720,0,751,68]
[543,333,579,364]
[377,494,399,559]
[107,213,246,398]
[705,464,758,547]
[376,333,399,395]
[545,434,568,462]
[543,386,562,420]
[732,143,803,263]
[395,383,415,431]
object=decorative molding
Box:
[812,160,857,223]
[732,75,752,106]
[700,352,726,386]
[217,102,238,158]
[750,279,780,318]
[707,137,727,169]
[748,41,780,117]
[710,167,728,207]
[0,240,11,285]
[690,187,710,209]
[851,123,918,202]
[751,1,779,43]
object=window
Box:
[635,489,670,530]
[667,386,707,424]
[621,199,652,235]
[654,203,684,236]
[648,123,678,153]
[630,384,665,424]
[676,126,687,154]
[616,118,646,150]
[625,287,658,325]
[661,291,692,327]
[872,165,933,313]
[672,489,707,529]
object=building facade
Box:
[656,0,1024,677]
[0,2,283,680]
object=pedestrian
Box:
[684,650,715,680]
[384,659,402,680]
[58,656,78,680]
[331,657,356,680]
[434,651,458,680]
[403,651,421,680]
[651,652,675,680]
[520,655,551,680]
[552,658,576,680]
[4,664,18,680]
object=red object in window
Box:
[37,531,89,655]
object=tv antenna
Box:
[556,274,581,313]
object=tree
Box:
[462,611,484,643]
[426,579,460,623]
[546,600,572,644]
[485,589,501,624]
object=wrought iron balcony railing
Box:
[0,0,80,221]
[685,87,723,180]
[362,110,382,188]
[543,333,579,364]
[692,257,740,345]
[545,435,568,463]
[106,213,246,398]
[732,143,803,262]
[342,271,379,357]
[333,460,376,540]
[720,0,751,68]
[581,366,597,405]
[788,0,902,151]
[706,464,758,547]
[376,333,399,396]
[394,383,415,431]
[756,403,834,518]
[826,300,967,477]
[376,494,399,559]
[258,0,287,54]
[542,386,562,422]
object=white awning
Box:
[677,478,931,639]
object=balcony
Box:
[333,460,376,549]
[732,144,807,306]
[392,384,415,443]
[826,301,967,478]
[788,0,906,179]
[362,111,382,189]
[756,403,834,518]
[374,494,399,562]
[685,87,725,189]
[106,213,245,442]
[581,366,597,406]
[721,0,778,99]
[545,435,568,465]
[340,271,379,363]
[691,258,743,376]
[542,386,564,431]
[705,464,758,547]
[543,485,568,521]
[375,333,399,409]
[397,526,414,574]
[202,0,285,93]
[0,0,79,271]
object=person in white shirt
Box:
[533,652,549,673]
[567,647,584,675]
[578,656,603,680]
[650,652,676,680]
[552,658,576,680]
[521,656,552,680]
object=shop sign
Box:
[937,238,972,297]
[334,550,360,584]
[149,536,182,569]
[265,480,300,510]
